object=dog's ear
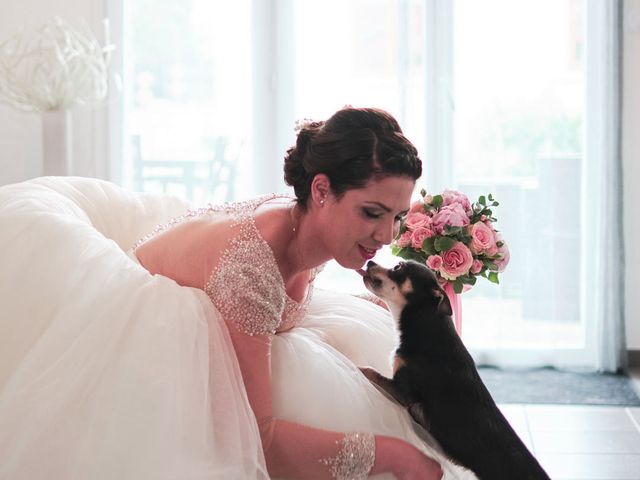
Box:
[432,288,453,316]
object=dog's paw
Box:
[359,366,381,382]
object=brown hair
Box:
[283,106,422,208]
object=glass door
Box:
[451,0,588,365]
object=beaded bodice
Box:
[134,195,316,336]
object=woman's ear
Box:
[310,174,331,207]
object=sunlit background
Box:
[123,0,596,366]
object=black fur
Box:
[362,260,550,480]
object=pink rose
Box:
[404,212,431,231]
[430,204,470,234]
[442,189,471,212]
[411,227,434,249]
[395,231,412,248]
[409,200,425,214]
[471,259,483,274]
[439,241,474,280]
[494,236,510,273]
[468,221,498,256]
[426,255,443,271]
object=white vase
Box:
[42,110,73,176]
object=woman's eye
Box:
[363,209,381,219]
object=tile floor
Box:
[497,368,640,479]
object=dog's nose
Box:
[367,261,377,268]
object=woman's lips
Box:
[358,245,377,260]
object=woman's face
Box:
[322,175,415,269]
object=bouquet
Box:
[391,189,510,294]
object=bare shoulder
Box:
[136,214,240,289]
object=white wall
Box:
[624,0,640,350]
[0,0,111,184]
[0,0,638,350]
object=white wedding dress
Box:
[0,177,476,480]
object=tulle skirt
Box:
[0,177,475,479]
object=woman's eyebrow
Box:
[365,202,409,215]
[364,201,391,212]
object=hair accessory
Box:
[294,117,315,133]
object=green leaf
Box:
[390,245,401,255]
[479,195,486,206]
[453,279,464,294]
[488,193,494,201]
[420,188,427,198]
[432,195,443,209]
[422,237,436,255]
[443,225,463,235]
[484,261,499,271]
[488,272,500,284]
[434,236,456,252]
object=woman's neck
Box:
[286,203,331,277]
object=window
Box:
[120,0,617,369]
[123,0,252,204]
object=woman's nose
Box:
[373,219,397,245]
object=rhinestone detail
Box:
[320,432,376,480]
[133,194,317,336]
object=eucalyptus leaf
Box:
[433,195,443,208]
[488,272,500,284]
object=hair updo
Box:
[283,106,422,209]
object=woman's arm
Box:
[228,327,442,479]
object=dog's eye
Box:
[392,263,403,271]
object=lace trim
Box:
[319,432,376,480]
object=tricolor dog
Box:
[360,260,550,480]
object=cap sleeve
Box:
[205,232,285,336]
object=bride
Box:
[0,107,476,479]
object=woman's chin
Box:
[334,255,366,271]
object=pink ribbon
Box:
[443,282,462,336]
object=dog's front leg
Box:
[359,366,409,406]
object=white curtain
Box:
[584,0,625,371]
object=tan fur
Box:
[392,355,406,374]
[364,264,411,317]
